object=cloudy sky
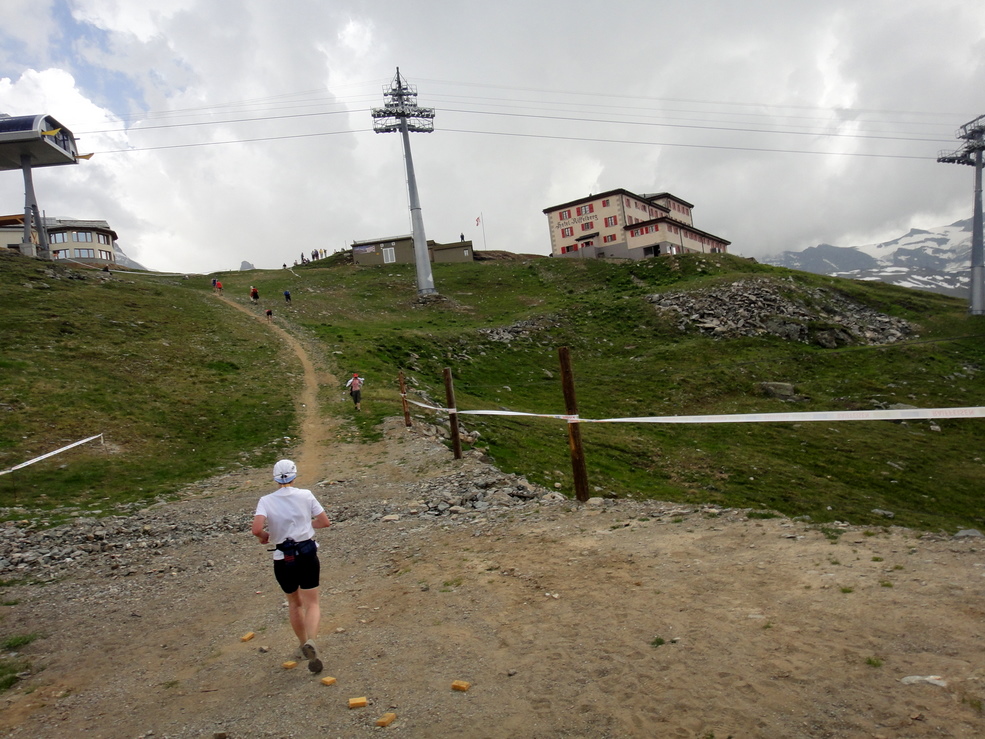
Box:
[1,0,983,274]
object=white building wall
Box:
[546,189,727,259]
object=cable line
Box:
[439,107,952,144]
[90,125,937,159]
[440,128,935,161]
[96,127,370,153]
[78,108,373,135]
[415,76,975,121]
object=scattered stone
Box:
[953,529,984,539]
[476,318,556,343]
[871,509,895,519]
[757,382,796,399]
[900,675,947,687]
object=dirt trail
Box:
[217,295,338,482]
[2,298,985,737]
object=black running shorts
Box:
[273,551,320,593]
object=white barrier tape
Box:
[404,396,985,426]
[461,410,579,421]
[405,398,579,421]
[583,406,985,424]
[406,398,453,413]
[0,433,104,477]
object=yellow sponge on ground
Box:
[376,712,397,727]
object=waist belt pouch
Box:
[276,538,316,561]
[296,539,317,556]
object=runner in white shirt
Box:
[252,459,331,673]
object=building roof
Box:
[351,234,413,246]
[0,213,118,240]
[544,187,694,214]
[351,235,471,251]
[640,192,695,209]
[0,214,26,228]
[45,217,111,229]
[543,188,633,213]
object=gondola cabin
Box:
[0,114,79,170]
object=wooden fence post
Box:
[558,346,589,502]
[399,371,412,427]
[443,367,463,460]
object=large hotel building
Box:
[544,188,730,260]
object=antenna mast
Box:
[371,68,437,296]
[938,114,985,315]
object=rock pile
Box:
[477,318,558,343]
[647,278,914,346]
[0,512,246,580]
[399,466,561,517]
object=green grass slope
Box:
[0,252,297,521]
[3,250,985,532]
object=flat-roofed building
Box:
[544,188,730,260]
[352,235,474,266]
[0,214,118,267]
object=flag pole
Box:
[479,212,487,250]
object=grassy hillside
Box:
[3,250,985,532]
[0,252,297,521]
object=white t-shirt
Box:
[255,486,325,560]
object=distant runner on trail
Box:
[250,286,259,304]
[345,373,364,411]
[252,459,331,674]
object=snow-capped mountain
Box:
[762,219,974,296]
[113,243,148,271]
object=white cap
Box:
[273,459,297,484]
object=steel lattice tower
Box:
[371,68,437,296]
[938,115,985,315]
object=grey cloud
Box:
[0,0,981,271]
